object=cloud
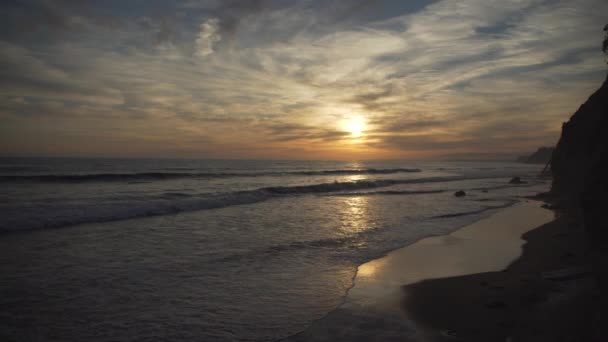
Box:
[179,0,222,10]
[0,0,121,43]
[1,0,607,158]
[195,18,221,57]
[0,41,123,106]
[262,122,353,143]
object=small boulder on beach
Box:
[454,190,466,197]
[508,176,526,184]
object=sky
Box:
[0,0,606,160]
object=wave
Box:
[0,166,48,172]
[0,168,421,183]
[216,236,353,263]
[0,172,243,183]
[1,190,272,232]
[1,175,476,232]
[469,182,543,192]
[295,168,421,175]
[325,189,446,196]
[431,202,515,219]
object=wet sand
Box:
[288,200,595,341]
[348,200,555,311]
[400,203,596,341]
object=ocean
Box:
[0,157,549,341]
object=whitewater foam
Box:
[0,168,422,183]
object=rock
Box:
[552,74,608,202]
[551,74,608,317]
[509,176,526,184]
[454,190,466,197]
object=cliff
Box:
[550,74,608,334]
[551,74,608,202]
[517,147,554,164]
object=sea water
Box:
[0,158,549,341]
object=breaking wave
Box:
[0,168,421,183]
[1,175,476,232]
[431,201,516,219]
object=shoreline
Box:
[287,198,595,341]
[401,202,596,341]
[282,199,526,342]
[349,200,554,307]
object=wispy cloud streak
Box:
[0,0,606,158]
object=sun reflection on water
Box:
[338,195,372,235]
[341,174,369,182]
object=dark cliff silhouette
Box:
[550,71,607,336]
[553,25,608,200]
[551,74,608,201]
[517,146,554,164]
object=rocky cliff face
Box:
[551,74,608,324]
[551,74,608,203]
[517,147,554,164]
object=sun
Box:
[345,117,365,138]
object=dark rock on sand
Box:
[454,190,466,197]
[509,176,526,184]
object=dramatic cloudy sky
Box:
[0,0,606,159]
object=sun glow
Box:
[346,117,366,138]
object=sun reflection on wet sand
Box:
[356,262,378,279]
[347,201,555,310]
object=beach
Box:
[2,1,606,340]
[289,199,596,341]
[402,201,595,341]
